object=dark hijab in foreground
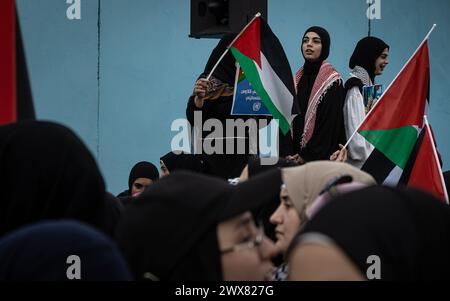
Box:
[291,186,450,280]
[116,169,282,281]
[160,152,206,174]
[0,121,118,237]
[292,26,346,161]
[0,221,131,280]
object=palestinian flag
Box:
[360,41,430,185]
[0,0,35,126]
[228,16,298,135]
[399,119,449,203]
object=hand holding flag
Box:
[206,13,299,135]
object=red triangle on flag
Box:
[408,121,449,203]
[230,17,261,68]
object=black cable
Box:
[96,0,101,160]
[368,0,372,37]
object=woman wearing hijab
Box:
[344,37,390,167]
[186,34,260,180]
[238,158,299,246]
[0,121,118,237]
[269,161,375,280]
[288,27,346,164]
[0,221,132,281]
[159,151,206,177]
[117,161,159,198]
[115,170,281,281]
[288,186,450,280]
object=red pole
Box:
[0,0,17,125]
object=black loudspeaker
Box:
[190,0,268,39]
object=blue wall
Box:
[16,0,450,194]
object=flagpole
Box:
[206,12,262,81]
[205,49,230,81]
[343,24,437,150]
[423,24,437,42]
[424,115,449,204]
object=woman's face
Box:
[302,32,323,62]
[375,48,389,76]
[131,177,153,197]
[269,185,302,255]
[218,211,276,281]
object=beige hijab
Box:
[282,161,376,217]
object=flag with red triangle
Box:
[228,15,299,135]
[360,40,430,185]
[400,118,449,203]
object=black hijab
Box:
[349,37,389,83]
[297,26,331,103]
[0,121,110,237]
[202,34,237,85]
[128,161,159,192]
[0,221,132,280]
[301,26,331,63]
[115,169,282,281]
[101,192,124,230]
[294,186,450,280]
[160,152,205,174]
[247,157,299,177]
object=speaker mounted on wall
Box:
[190,0,268,39]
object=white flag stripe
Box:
[382,165,403,186]
[257,53,296,124]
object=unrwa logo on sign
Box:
[253,102,262,112]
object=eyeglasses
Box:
[220,223,265,255]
